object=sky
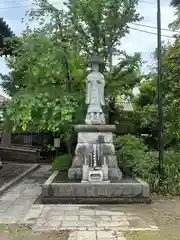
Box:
[0,0,176,96]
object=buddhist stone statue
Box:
[85,56,105,125]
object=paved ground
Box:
[0,165,180,240]
[0,162,32,188]
[0,165,159,240]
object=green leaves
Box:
[134,40,180,143]
[66,0,141,63]
[105,52,142,97]
[1,0,143,140]
[171,0,180,7]
[115,134,180,195]
[5,90,78,138]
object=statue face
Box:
[91,63,99,72]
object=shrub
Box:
[114,134,180,195]
[52,154,72,171]
[114,134,153,176]
[158,150,180,195]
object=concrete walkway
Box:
[0,165,158,240]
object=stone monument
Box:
[68,55,122,182]
[42,55,151,204]
[85,56,105,125]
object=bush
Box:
[52,154,72,171]
[158,150,180,195]
[114,134,180,195]
[114,134,153,176]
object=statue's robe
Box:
[85,71,105,125]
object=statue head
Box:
[87,55,104,72]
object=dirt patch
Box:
[0,224,69,240]
[124,196,180,240]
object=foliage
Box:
[132,4,180,147]
[134,39,180,145]
[1,33,85,96]
[169,0,180,34]
[65,0,141,63]
[115,134,180,195]
[52,154,72,171]
[133,76,158,138]
[0,18,14,37]
[161,41,180,140]
[105,53,142,97]
[134,76,156,107]
[1,32,85,141]
[171,0,180,8]
[114,134,150,176]
[1,0,143,137]
[158,150,180,195]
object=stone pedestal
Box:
[68,125,122,181]
[0,160,2,169]
[42,171,151,204]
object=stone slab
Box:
[77,132,114,143]
[0,164,39,196]
[42,171,150,204]
[75,125,116,133]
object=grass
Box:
[126,229,180,240]
[0,224,69,240]
[126,231,160,240]
[123,196,180,240]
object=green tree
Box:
[171,0,180,7]
[1,0,142,146]
[3,33,85,143]
[161,41,180,140]
[133,74,158,141]
[65,0,141,64]
[134,40,180,146]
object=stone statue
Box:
[85,56,105,125]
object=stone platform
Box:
[42,171,151,204]
[68,124,122,181]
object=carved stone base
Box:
[0,160,2,169]
[68,167,82,180]
[109,168,122,181]
[82,165,88,181]
[68,166,122,181]
[42,171,150,204]
[68,124,122,181]
[85,112,105,125]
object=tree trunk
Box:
[108,97,115,124]
[66,140,72,155]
